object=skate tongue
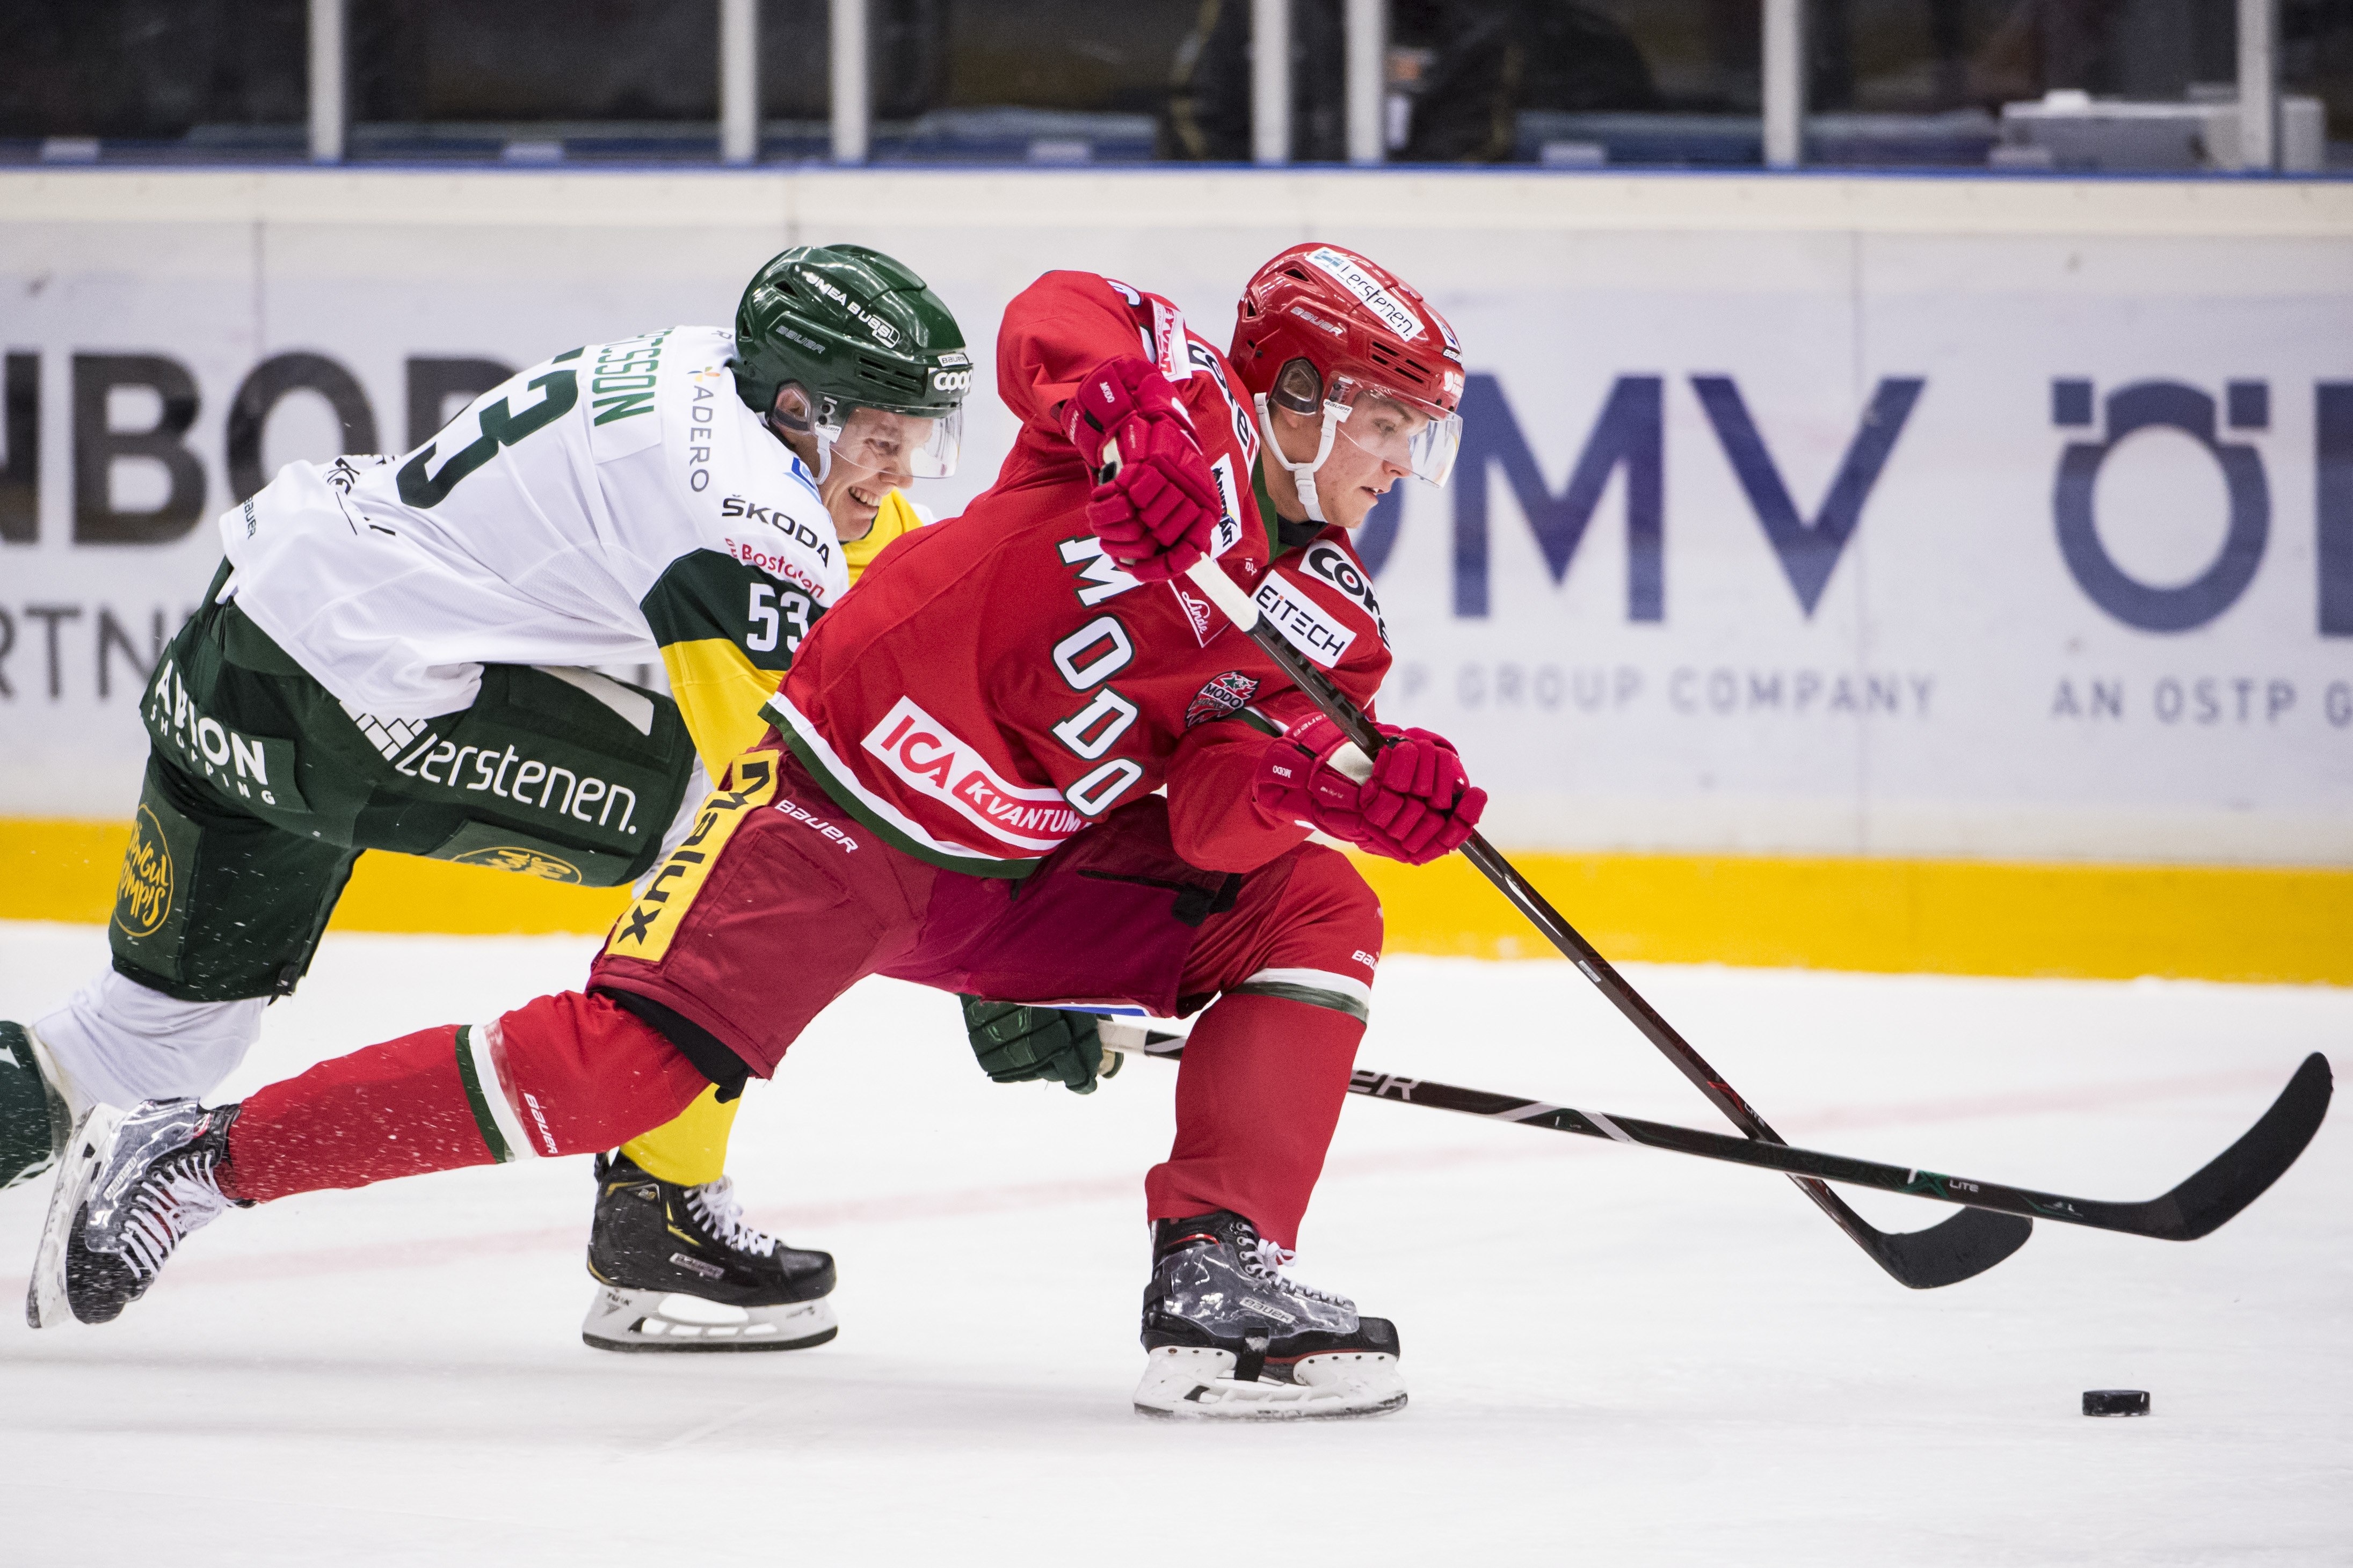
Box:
[686,1177,780,1258]
[1242,1236,1352,1312]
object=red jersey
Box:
[761,270,1395,877]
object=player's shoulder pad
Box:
[1269,532,1392,653]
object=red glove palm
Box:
[1254,716,1487,866]
[1064,357,1222,584]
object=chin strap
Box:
[1254,392,1349,526]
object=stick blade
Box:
[2133,1052,2333,1242]
[1795,1176,2033,1289]
[1859,1205,2035,1289]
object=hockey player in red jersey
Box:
[33,244,1484,1420]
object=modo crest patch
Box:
[450,845,584,883]
[114,805,175,938]
[1185,671,1260,730]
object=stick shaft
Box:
[1180,555,1937,1271]
[1109,1037,2328,1244]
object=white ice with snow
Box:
[2,922,2346,1564]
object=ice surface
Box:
[2,920,2347,1565]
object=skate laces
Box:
[685,1176,780,1258]
[1240,1235,1354,1310]
[115,1151,230,1281]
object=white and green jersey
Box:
[218,325,843,774]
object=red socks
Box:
[1144,993,1364,1251]
[226,991,712,1203]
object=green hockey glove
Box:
[959,996,1103,1095]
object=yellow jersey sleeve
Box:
[641,548,819,777]
[841,488,928,584]
[659,638,784,776]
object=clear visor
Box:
[1326,377,1462,488]
[823,404,962,482]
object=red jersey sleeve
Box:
[995,271,1158,442]
[1164,685,1378,873]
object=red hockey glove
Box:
[1253,716,1487,866]
[1064,357,1222,584]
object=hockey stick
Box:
[1181,556,2034,1288]
[1102,1024,2334,1244]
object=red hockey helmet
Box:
[1230,243,1464,521]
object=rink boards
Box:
[0,167,2348,979]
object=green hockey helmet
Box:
[732,243,972,477]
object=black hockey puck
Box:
[2082,1389,2149,1417]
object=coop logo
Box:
[1300,541,1389,648]
[113,805,175,938]
[931,369,971,393]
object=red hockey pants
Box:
[231,748,1383,1248]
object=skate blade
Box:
[26,1103,122,1330]
[580,1286,839,1353]
[1132,1344,1408,1421]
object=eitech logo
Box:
[1253,574,1356,668]
[861,696,1082,851]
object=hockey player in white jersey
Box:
[1,243,972,1349]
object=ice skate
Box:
[580,1152,838,1352]
[28,1098,244,1329]
[1,1021,75,1192]
[1134,1210,1405,1420]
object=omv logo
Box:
[1363,371,2353,640]
[1361,371,1924,622]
